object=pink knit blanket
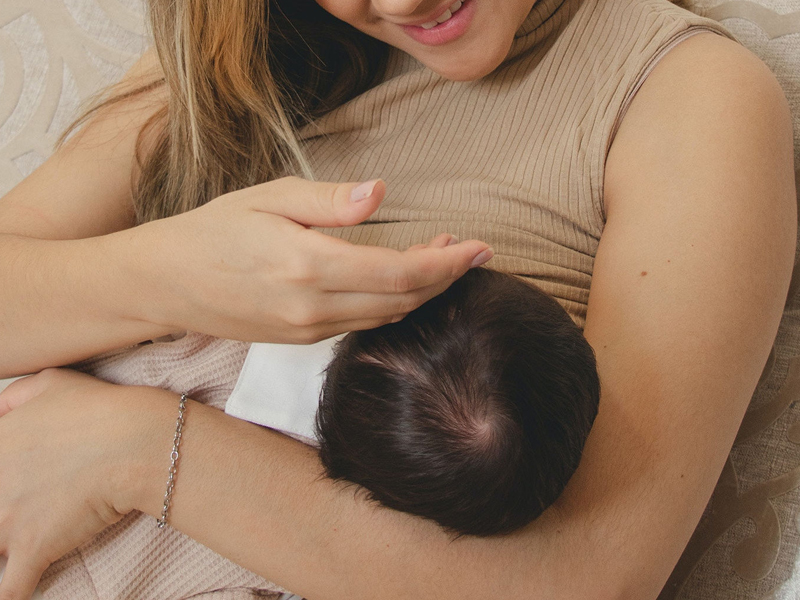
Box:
[38,333,289,600]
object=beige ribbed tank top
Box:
[302,0,735,327]
[39,1,738,598]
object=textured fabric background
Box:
[0,0,799,598]
[0,0,148,196]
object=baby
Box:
[41,268,599,599]
[316,267,600,536]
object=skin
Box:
[314,0,538,80]
[0,51,490,378]
[0,1,796,599]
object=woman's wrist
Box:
[99,221,186,335]
[109,385,189,519]
[0,233,177,376]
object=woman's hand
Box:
[128,177,492,344]
[0,370,175,600]
[0,173,491,377]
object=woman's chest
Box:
[302,76,605,326]
[302,72,606,246]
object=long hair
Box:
[61,0,389,223]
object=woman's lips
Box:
[400,0,476,46]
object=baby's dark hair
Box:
[315,268,600,536]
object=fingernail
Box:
[446,236,459,246]
[470,248,494,268]
[350,179,381,202]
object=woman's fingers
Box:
[318,280,453,326]
[0,377,38,418]
[246,177,386,228]
[0,371,148,600]
[426,233,459,249]
[0,370,95,418]
[276,278,456,343]
[389,234,458,254]
[308,233,493,294]
[288,275,463,342]
[155,176,493,342]
[0,554,47,600]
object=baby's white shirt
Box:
[224,335,346,445]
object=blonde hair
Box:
[63,0,388,223]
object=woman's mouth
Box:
[400,0,476,46]
[419,0,465,29]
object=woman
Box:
[0,0,795,598]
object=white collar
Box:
[224,335,345,444]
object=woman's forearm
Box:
[125,391,614,600]
[0,231,176,377]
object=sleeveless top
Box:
[301,0,736,327]
[39,1,739,598]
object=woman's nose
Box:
[370,0,438,18]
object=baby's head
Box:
[316,268,600,536]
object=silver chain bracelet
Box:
[156,393,188,529]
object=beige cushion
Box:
[0,0,148,196]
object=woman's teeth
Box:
[420,0,463,29]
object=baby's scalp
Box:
[316,268,600,536]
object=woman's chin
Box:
[433,62,502,81]
[420,44,512,82]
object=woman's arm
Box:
[0,53,490,378]
[117,34,794,600]
[0,49,179,376]
[0,176,489,377]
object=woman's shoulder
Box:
[576,0,727,26]
[550,0,775,224]
[604,30,792,218]
[549,0,738,88]
[559,0,738,72]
